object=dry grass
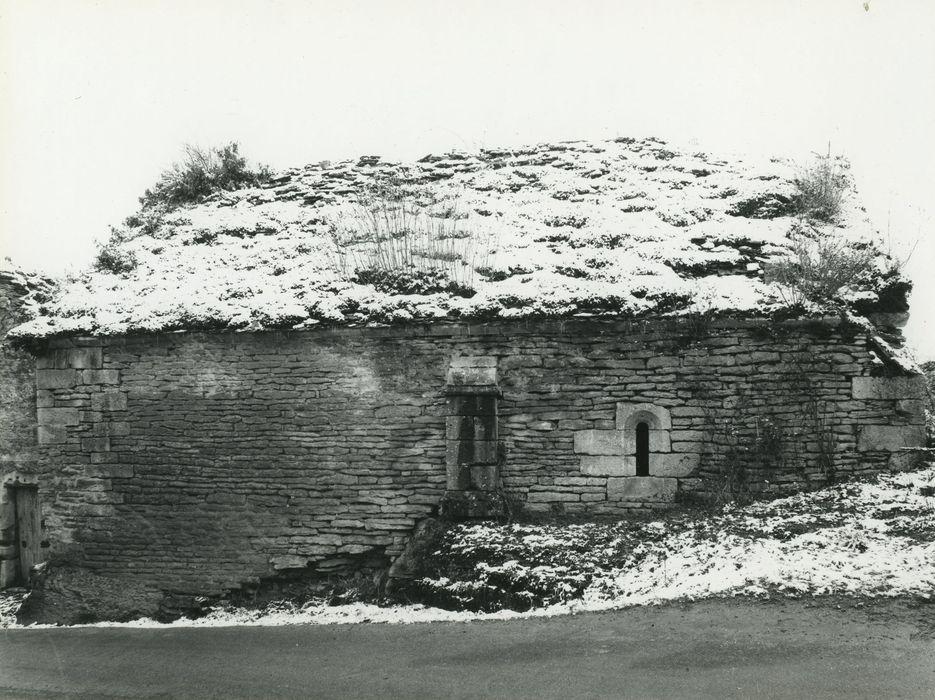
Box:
[764,224,876,306]
[793,152,850,223]
[327,177,495,293]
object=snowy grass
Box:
[3,464,934,629]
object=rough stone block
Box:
[91,421,131,437]
[646,356,676,369]
[270,555,308,571]
[36,369,76,389]
[887,449,927,472]
[895,399,925,423]
[91,392,128,412]
[37,407,79,426]
[525,491,580,503]
[81,437,111,452]
[671,441,706,453]
[852,376,926,400]
[580,455,634,477]
[668,430,706,443]
[670,406,707,417]
[81,370,120,385]
[374,405,421,418]
[648,430,671,453]
[574,430,627,455]
[449,355,497,368]
[652,453,700,477]
[749,351,780,363]
[858,425,926,452]
[37,425,67,445]
[607,476,678,501]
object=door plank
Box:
[13,487,41,585]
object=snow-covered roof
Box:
[0,262,55,308]
[10,137,898,338]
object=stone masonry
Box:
[26,315,927,596]
[0,271,42,587]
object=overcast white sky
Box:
[1,0,933,357]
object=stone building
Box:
[1,138,927,603]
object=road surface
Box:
[1,598,934,699]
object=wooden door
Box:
[12,485,41,584]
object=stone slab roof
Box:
[10,137,899,338]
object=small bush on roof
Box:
[93,242,138,274]
[140,142,269,209]
[792,152,849,223]
[764,222,877,306]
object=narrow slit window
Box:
[635,421,650,476]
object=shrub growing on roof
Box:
[139,142,269,209]
[763,222,879,306]
[792,152,850,223]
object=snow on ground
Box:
[3,464,933,629]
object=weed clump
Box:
[140,142,269,210]
[792,152,850,223]
[764,222,877,306]
[93,241,138,274]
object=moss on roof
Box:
[10,137,905,338]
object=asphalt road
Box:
[1,598,934,699]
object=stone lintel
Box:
[36,347,102,370]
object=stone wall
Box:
[31,316,926,595]
[0,270,42,586]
